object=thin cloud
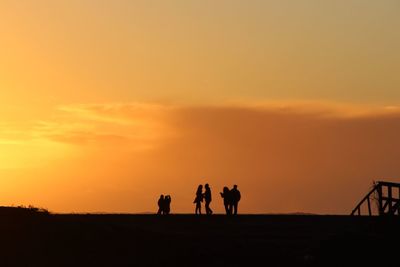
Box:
[57,103,174,125]
[31,103,177,148]
[3,101,400,147]
[224,100,400,119]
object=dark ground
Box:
[0,207,399,267]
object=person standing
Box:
[157,195,165,215]
[164,195,172,215]
[204,184,213,215]
[194,185,203,215]
[220,186,232,215]
[231,185,241,215]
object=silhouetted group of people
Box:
[195,184,241,215]
[194,184,213,215]
[220,185,241,215]
[157,195,171,215]
[157,184,241,215]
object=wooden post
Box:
[377,183,383,215]
[367,196,371,216]
[398,187,400,215]
[388,185,393,215]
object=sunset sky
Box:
[0,1,399,214]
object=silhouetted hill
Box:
[0,210,398,266]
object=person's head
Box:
[196,185,202,193]
[223,186,229,193]
[160,194,164,199]
[233,185,238,189]
[205,183,209,189]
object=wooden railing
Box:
[351,181,400,216]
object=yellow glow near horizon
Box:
[0,140,67,169]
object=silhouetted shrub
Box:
[16,205,50,215]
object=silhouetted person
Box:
[204,184,213,215]
[220,186,232,215]
[157,195,165,215]
[164,195,171,215]
[194,185,203,215]
[231,185,241,215]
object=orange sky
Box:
[0,1,400,213]
[1,102,400,214]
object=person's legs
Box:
[195,202,201,215]
[205,201,212,215]
[228,204,233,215]
[233,203,238,215]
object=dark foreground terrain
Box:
[0,207,399,267]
